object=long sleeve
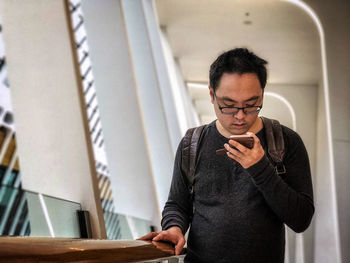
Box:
[246,128,314,233]
[161,139,193,234]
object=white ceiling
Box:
[155,0,322,123]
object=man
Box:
[141,48,314,263]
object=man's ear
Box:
[209,87,214,104]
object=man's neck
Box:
[216,117,263,137]
[249,117,263,134]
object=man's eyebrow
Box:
[220,95,260,103]
[244,96,260,102]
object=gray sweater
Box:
[161,120,314,263]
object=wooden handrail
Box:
[0,236,176,262]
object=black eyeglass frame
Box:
[214,94,263,115]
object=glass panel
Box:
[43,195,81,238]
[25,191,50,237]
[127,215,153,239]
[108,212,132,240]
[0,185,82,238]
[104,210,153,240]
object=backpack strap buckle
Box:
[275,162,286,175]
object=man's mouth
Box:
[233,123,246,127]
[232,123,247,131]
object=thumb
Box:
[175,237,185,255]
[137,231,158,241]
[152,232,170,242]
[152,234,161,241]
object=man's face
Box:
[210,73,263,135]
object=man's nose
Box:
[234,108,246,119]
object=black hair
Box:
[209,48,268,92]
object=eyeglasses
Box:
[214,94,262,115]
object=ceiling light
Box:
[187,82,208,89]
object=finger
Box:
[138,231,159,240]
[152,232,163,241]
[228,139,248,153]
[175,237,186,255]
[226,150,242,163]
[153,232,174,243]
[225,143,243,158]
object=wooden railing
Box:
[0,236,183,262]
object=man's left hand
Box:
[224,132,265,169]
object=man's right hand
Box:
[137,226,185,256]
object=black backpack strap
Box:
[181,125,207,195]
[261,117,286,174]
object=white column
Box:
[80,0,160,226]
[121,0,180,212]
[160,28,200,133]
[142,0,182,150]
[0,0,106,238]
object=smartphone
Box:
[216,134,254,155]
[229,134,254,149]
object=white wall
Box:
[262,84,318,263]
[265,84,318,174]
[314,81,337,263]
[0,0,106,238]
[302,1,350,262]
